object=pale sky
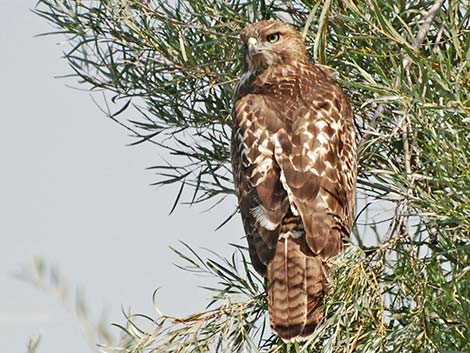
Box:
[0,2,242,352]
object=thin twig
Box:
[362,0,445,153]
[402,0,445,82]
[400,0,444,178]
[413,0,446,49]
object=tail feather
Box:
[267,237,327,342]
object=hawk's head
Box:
[240,20,308,71]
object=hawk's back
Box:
[231,20,357,341]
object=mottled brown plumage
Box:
[231,20,357,342]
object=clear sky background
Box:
[0,2,242,352]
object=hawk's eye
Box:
[266,33,280,43]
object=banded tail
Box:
[267,236,328,342]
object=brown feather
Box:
[231,20,357,342]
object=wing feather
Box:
[273,70,356,258]
[231,95,290,274]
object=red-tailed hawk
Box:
[231,20,357,342]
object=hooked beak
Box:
[247,37,260,57]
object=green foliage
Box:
[18,258,116,350]
[26,336,41,353]
[34,0,470,352]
